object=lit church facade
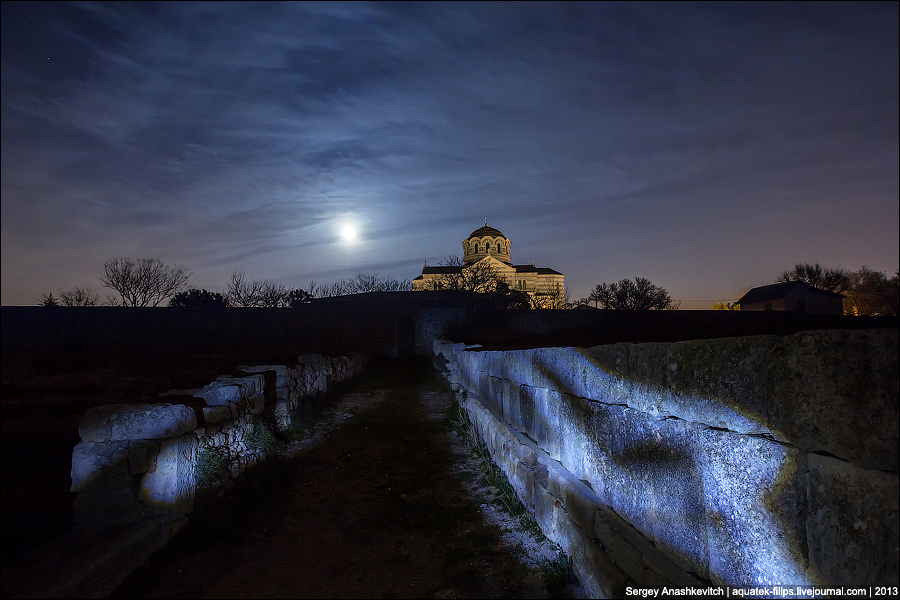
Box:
[412,222,564,305]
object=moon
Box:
[341,223,357,242]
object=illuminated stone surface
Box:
[434,329,898,589]
[807,453,900,585]
[139,434,198,520]
[699,428,810,587]
[79,403,197,442]
[767,328,899,471]
[71,439,143,492]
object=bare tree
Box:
[38,286,102,306]
[101,258,191,307]
[843,266,899,316]
[435,255,504,293]
[885,270,900,316]
[226,271,291,307]
[590,277,679,310]
[305,273,412,298]
[343,272,412,293]
[533,283,568,309]
[777,263,849,294]
[60,287,101,306]
[305,279,348,298]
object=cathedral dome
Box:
[466,225,506,241]
[463,222,511,265]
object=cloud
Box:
[2,2,897,305]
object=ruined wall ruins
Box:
[70,353,367,528]
[435,328,899,597]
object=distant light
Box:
[341,224,357,242]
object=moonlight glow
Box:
[341,224,358,242]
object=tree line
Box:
[39,258,412,308]
[38,257,899,315]
[776,263,898,316]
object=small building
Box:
[736,281,845,315]
[413,222,564,306]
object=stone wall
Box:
[70,353,367,528]
[4,352,367,599]
[435,328,899,597]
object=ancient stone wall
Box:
[70,352,367,529]
[3,352,367,599]
[435,329,899,597]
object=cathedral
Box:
[412,221,564,305]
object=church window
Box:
[475,243,479,253]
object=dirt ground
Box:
[93,357,582,599]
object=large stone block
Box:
[491,348,542,390]
[532,347,593,399]
[200,374,265,407]
[699,428,810,587]
[519,384,556,453]
[79,403,197,442]
[138,433,197,521]
[664,335,778,433]
[570,395,619,503]
[767,328,899,471]
[647,417,708,578]
[806,453,899,586]
[553,393,601,484]
[71,440,144,492]
[202,404,231,425]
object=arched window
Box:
[475,243,479,253]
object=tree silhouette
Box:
[843,267,899,316]
[39,287,102,306]
[777,263,849,294]
[169,289,229,307]
[589,277,679,310]
[101,258,191,307]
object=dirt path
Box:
[108,359,578,599]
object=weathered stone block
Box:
[664,335,778,433]
[604,406,656,541]
[549,470,597,538]
[301,351,325,367]
[127,440,159,474]
[71,440,138,492]
[238,364,299,389]
[247,392,265,415]
[533,347,591,399]
[806,453,900,586]
[197,383,242,406]
[647,417,708,578]
[767,328,899,471]
[139,434,197,521]
[79,403,197,442]
[699,428,810,587]
[202,404,231,424]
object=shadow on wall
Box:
[441,328,899,588]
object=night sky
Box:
[2,1,897,307]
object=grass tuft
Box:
[195,439,231,490]
[246,414,280,454]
